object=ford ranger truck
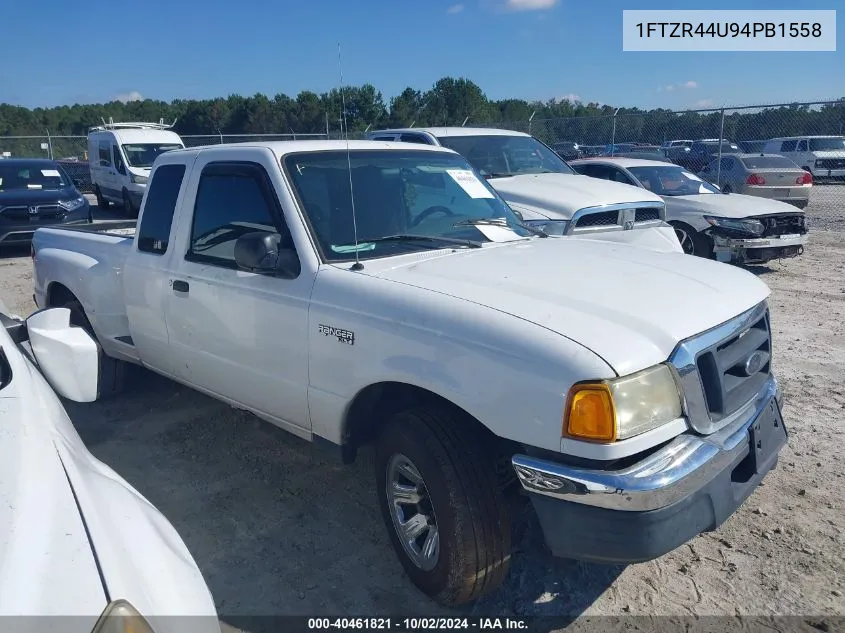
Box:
[32,140,787,607]
[366,127,683,253]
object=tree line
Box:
[1,77,842,150]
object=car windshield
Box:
[741,155,798,169]
[0,163,71,191]
[434,134,576,177]
[809,138,845,151]
[121,143,184,168]
[284,149,533,263]
[628,165,722,196]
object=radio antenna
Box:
[338,42,363,271]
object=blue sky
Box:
[1,0,841,109]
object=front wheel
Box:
[375,408,511,606]
[671,221,713,258]
[94,186,110,209]
[122,190,137,218]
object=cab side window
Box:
[796,139,808,152]
[137,164,186,255]
[780,140,797,152]
[186,162,293,269]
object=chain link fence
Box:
[1,99,841,205]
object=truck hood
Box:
[487,173,663,220]
[664,192,802,218]
[364,237,770,375]
[0,186,81,206]
[0,393,105,617]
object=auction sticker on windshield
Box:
[446,169,494,199]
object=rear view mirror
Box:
[26,308,99,402]
[234,231,301,279]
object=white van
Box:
[87,120,184,216]
[763,135,845,180]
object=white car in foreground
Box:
[0,304,218,632]
[571,157,808,264]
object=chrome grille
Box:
[670,302,772,435]
[568,202,666,233]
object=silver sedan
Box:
[697,153,812,209]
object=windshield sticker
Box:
[446,169,495,199]
[27,184,43,189]
[330,243,377,253]
[41,169,61,177]
[474,224,525,243]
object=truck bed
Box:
[42,219,138,237]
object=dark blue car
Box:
[0,158,92,247]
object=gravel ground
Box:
[0,189,843,631]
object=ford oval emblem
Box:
[744,351,764,376]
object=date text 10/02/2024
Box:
[307,618,529,630]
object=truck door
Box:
[123,160,192,378]
[163,149,312,435]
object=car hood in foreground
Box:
[487,173,663,220]
[360,236,770,375]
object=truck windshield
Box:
[627,165,722,196]
[808,137,845,151]
[121,143,184,168]
[434,135,576,177]
[0,162,71,191]
[284,149,532,262]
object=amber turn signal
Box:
[564,383,616,442]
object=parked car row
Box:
[29,138,788,610]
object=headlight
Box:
[131,173,149,185]
[703,215,764,237]
[91,600,155,633]
[522,219,570,236]
[58,196,85,212]
[563,364,683,442]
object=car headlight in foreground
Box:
[564,364,683,442]
[522,219,570,236]
[91,600,155,633]
[703,215,765,237]
[58,196,86,212]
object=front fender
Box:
[307,267,614,453]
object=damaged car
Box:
[571,157,808,264]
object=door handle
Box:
[172,280,189,293]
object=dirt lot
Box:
[1,190,843,631]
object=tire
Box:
[670,221,713,258]
[94,186,110,209]
[61,299,126,399]
[122,189,137,218]
[375,407,511,606]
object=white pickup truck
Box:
[366,127,682,253]
[32,140,787,606]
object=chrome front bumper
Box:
[512,375,781,513]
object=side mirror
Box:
[118,164,126,175]
[234,231,301,279]
[72,178,82,187]
[26,308,100,402]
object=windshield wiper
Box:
[355,234,483,249]
[482,172,514,179]
[453,217,548,238]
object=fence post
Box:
[611,108,620,156]
[45,129,54,160]
[217,128,223,144]
[716,107,726,188]
[528,110,536,135]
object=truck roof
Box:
[165,139,461,158]
[372,127,531,139]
